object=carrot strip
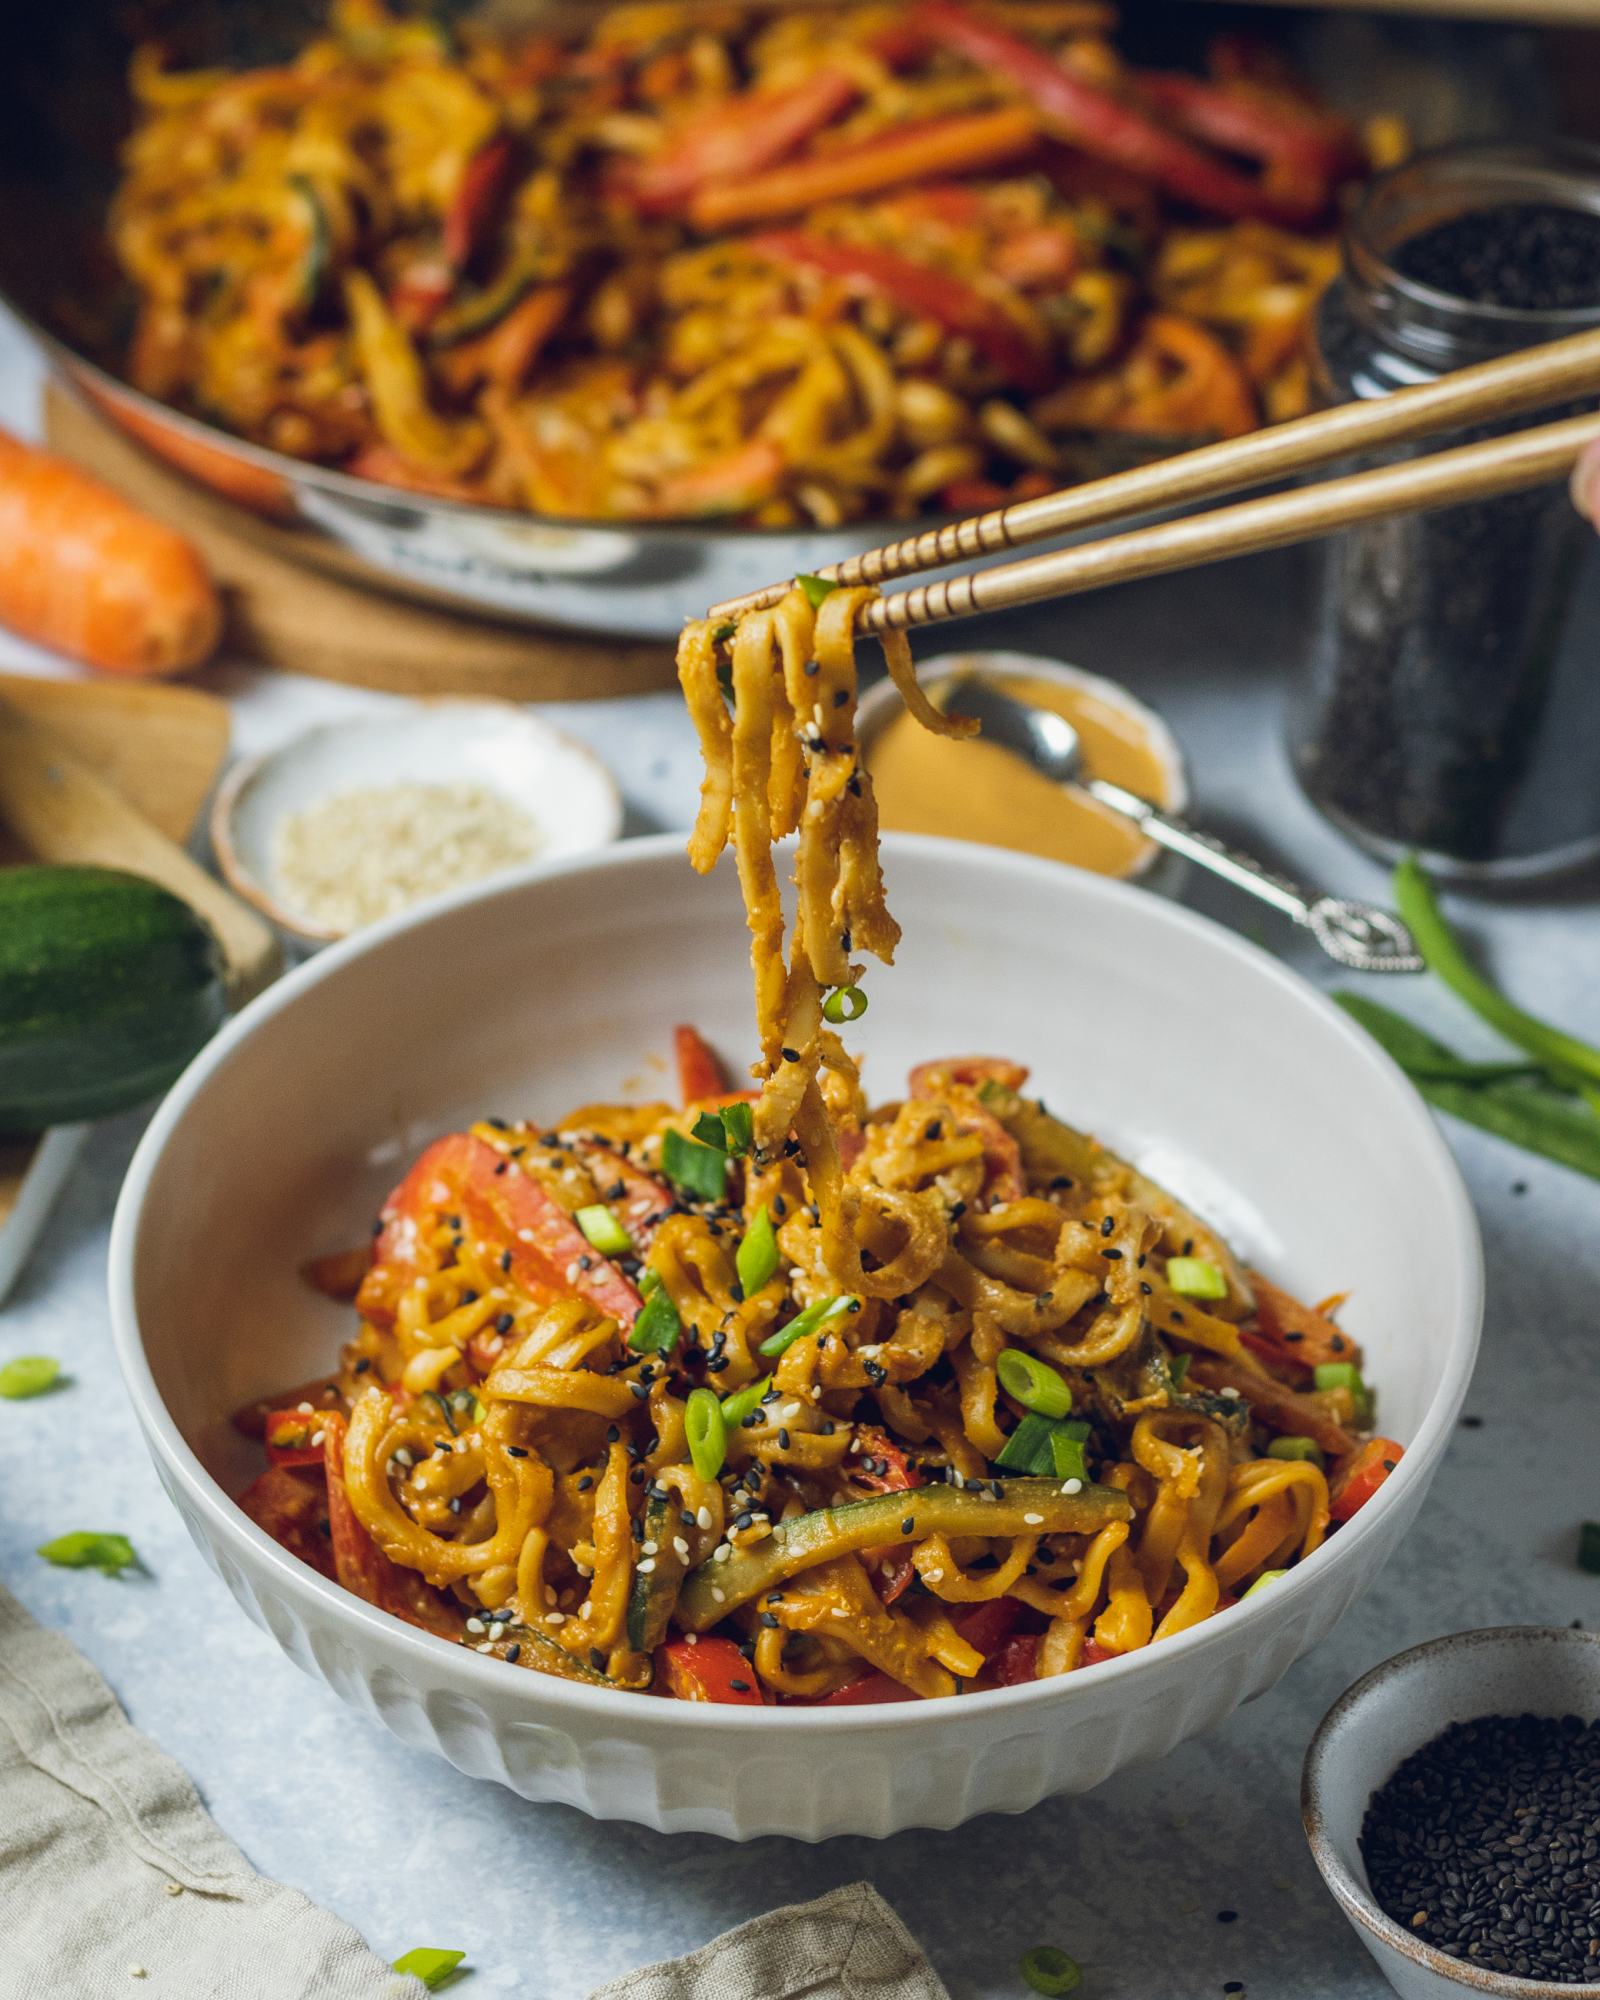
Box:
[689,105,1040,232]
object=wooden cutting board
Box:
[44,384,677,702]
[0,672,232,1289]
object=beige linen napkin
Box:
[0,1584,947,2000]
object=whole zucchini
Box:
[0,865,227,1134]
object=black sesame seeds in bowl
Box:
[1302,1628,1600,2000]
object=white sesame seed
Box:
[465,1616,486,1634]
[475,1641,496,1653]
[487,1623,506,1641]
[296,1401,314,1415]
[579,1601,594,1619]
[713,1543,731,1562]
[696,1506,713,1530]
[673,1538,690,1560]
[640,1540,658,1556]
[636,1558,656,1574]
[710,1587,726,1603]
[685,1631,699,1645]
[517,1228,535,1243]
[1219,1386,1241,1400]
[1062,1477,1083,1495]
[547,1611,566,1626]
[391,1448,414,1469]
[565,1261,581,1283]
[309,1431,325,1449]
[1023,1512,1044,1525]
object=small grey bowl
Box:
[1302,1626,1600,2000]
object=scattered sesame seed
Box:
[465,1616,486,1634]
[710,1587,726,1602]
[1061,1478,1083,1495]
[1023,1512,1044,1525]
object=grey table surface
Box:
[1,307,1598,2000]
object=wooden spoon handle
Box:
[0,698,282,1004]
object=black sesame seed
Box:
[577,1474,594,1491]
[1216,1911,1238,1925]
[505,1643,521,1664]
[506,1446,529,1458]
[1100,1215,1115,1238]
[590,1648,607,1670]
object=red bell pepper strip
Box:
[443,135,516,269]
[956,1597,1023,1656]
[1247,1271,1362,1374]
[907,1058,1025,1200]
[263,1409,332,1468]
[675,1024,729,1105]
[1239,1325,1313,1386]
[908,1056,1030,1094]
[847,1425,924,1494]
[659,1635,766,1703]
[1134,73,1357,219]
[321,1412,460,1637]
[373,1133,644,1328]
[866,1547,917,1606]
[231,1374,342,1439]
[814,1670,913,1705]
[1080,1637,1119,1667]
[237,1465,337,1580]
[988,1633,1040,1685]
[1329,1438,1404,1523]
[919,1,1323,226]
[623,69,860,215]
[751,231,1049,391]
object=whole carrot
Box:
[0,429,221,676]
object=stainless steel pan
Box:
[0,2,1549,639]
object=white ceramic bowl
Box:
[108,834,1482,1839]
[1303,1627,1600,2000]
[210,699,622,943]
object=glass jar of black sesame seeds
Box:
[1292,141,1600,880]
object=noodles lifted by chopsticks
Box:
[680,584,975,1288]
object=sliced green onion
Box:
[716,659,735,709]
[720,1376,772,1427]
[422,1389,458,1435]
[37,1531,138,1577]
[821,985,868,1025]
[995,1412,1089,1477]
[661,1127,728,1203]
[720,1100,755,1156]
[575,1204,633,1257]
[736,1205,780,1298]
[1313,1359,1371,1422]
[1165,1256,1228,1300]
[1050,1429,1089,1483]
[691,1111,728,1149]
[1168,1352,1191,1387]
[1019,1945,1081,1996]
[711,621,736,643]
[391,1947,466,1991]
[0,1355,61,1400]
[628,1287,681,1357]
[685,1387,728,1483]
[1267,1435,1325,1466]
[796,571,837,609]
[996,1348,1072,1420]
[759,1293,856,1359]
[639,1266,663,1297]
[1244,1568,1288,1598]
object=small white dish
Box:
[1303,1626,1600,2000]
[855,650,1189,895]
[210,699,622,944]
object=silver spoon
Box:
[942,678,1424,975]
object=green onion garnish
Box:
[796,572,837,609]
[0,1355,61,1400]
[1168,1352,1191,1387]
[1313,1359,1371,1422]
[391,1947,466,1990]
[685,1387,728,1483]
[715,659,735,709]
[736,1205,780,1298]
[995,1412,1090,1477]
[575,1204,633,1256]
[996,1348,1072,1420]
[1267,1435,1325,1466]
[821,985,868,1025]
[639,1266,662,1297]
[720,1376,772,1427]
[720,1100,755,1156]
[1050,1429,1089,1483]
[1578,1522,1600,1575]
[628,1286,681,1357]
[661,1127,728,1203]
[1165,1256,1227,1300]
[712,621,736,642]
[37,1531,138,1577]
[759,1293,856,1358]
[1243,1568,1288,1598]
[423,1389,458,1435]
[692,1111,728,1148]
[1019,1945,1082,1996]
